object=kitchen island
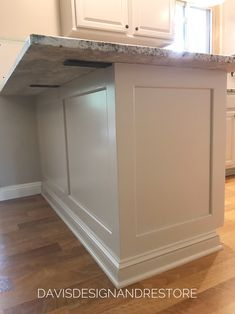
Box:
[1,34,235,288]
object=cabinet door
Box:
[132,0,175,39]
[226,111,235,168]
[74,0,129,33]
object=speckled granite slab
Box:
[1,34,235,95]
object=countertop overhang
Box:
[1,34,235,95]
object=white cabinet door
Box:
[74,0,129,33]
[131,0,175,39]
[226,111,235,167]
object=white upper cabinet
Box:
[74,0,129,33]
[131,0,174,39]
[60,0,175,47]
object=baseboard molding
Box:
[0,182,42,201]
[42,183,222,288]
[117,238,222,287]
[42,185,120,287]
[226,167,235,177]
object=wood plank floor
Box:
[0,178,235,313]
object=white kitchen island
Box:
[1,34,234,288]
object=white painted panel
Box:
[132,0,174,39]
[37,101,68,193]
[37,67,120,257]
[114,63,226,258]
[65,89,114,231]
[75,0,128,32]
[36,63,226,288]
[134,87,211,235]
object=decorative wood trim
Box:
[42,182,222,288]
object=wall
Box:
[221,0,235,55]
[0,0,61,40]
[221,0,235,88]
[0,96,41,187]
[0,0,61,82]
[0,0,61,188]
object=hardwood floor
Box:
[0,178,235,313]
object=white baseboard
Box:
[0,182,42,201]
[42,186,120,286]
[42,183,222,288]
[226,167,235,177]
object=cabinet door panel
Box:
[226,111,235,167]
[75,0,128,32]
[132,0,175,39]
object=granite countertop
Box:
[1,34,235,95]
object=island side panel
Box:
[36,66,121,281]
[114,63,226,265]
[37,98,68,194]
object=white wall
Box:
[0,96,41,187]
[0,0,61,40]
[0,0,61,82]
[0,0,61,188]
[221,0,235,88]
[221,0,235,55]
[0,40,24,88]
